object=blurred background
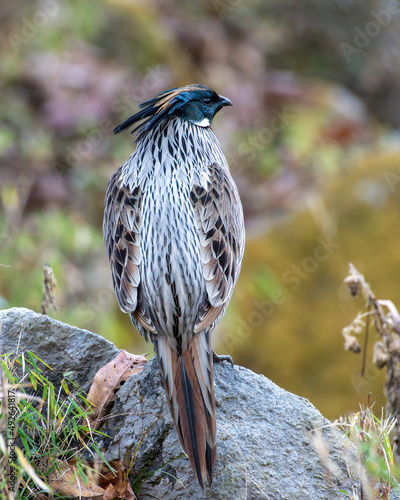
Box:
[1,0,400,421]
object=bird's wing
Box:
[191,162,245,334]
[103,168,156,334]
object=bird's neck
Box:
[136,117,222,163]
[140,117,210,146]
[120,117,227,189]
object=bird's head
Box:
[170,85,232,127]
[113,84,232,141]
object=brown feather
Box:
[157,85,212,112]
[103,168,156,333]
[153,333,216,490]
[191,162,245,333]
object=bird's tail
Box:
[153,331,216,490]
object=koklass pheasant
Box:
[103,84,245,489]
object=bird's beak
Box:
[218,95,233,107]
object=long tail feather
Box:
[153,332,216,489]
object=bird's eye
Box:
[203,98,212,105]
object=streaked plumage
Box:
[103,84,245,489]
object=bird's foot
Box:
[212,350,234,367]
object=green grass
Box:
[0,351,110,499]
[336,406,400,499]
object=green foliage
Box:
[0,351,107,498]
[337,406,400,499]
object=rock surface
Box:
[1,307,361,499]
[0,307,120,392]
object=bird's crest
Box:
[113,84,218,141]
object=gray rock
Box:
[0,308,366,498]
[0,307,120,392]
[107,357,359,500]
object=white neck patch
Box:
[192,117,211,127]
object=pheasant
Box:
[103,84,245,489]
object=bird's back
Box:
[120,117,233,352]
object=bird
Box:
[103,84,245,489]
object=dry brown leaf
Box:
[87,350,148,429]
[99,460,136,500]
[48,460,105,498]
[48,460,136,500]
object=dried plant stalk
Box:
[342,263,400,462]
[41,263,57,315]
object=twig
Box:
[360,303,371,377]
[41,263,57,315]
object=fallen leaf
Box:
[99,460,136,500]
[48,460,105,498]
[87,350,148,429]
